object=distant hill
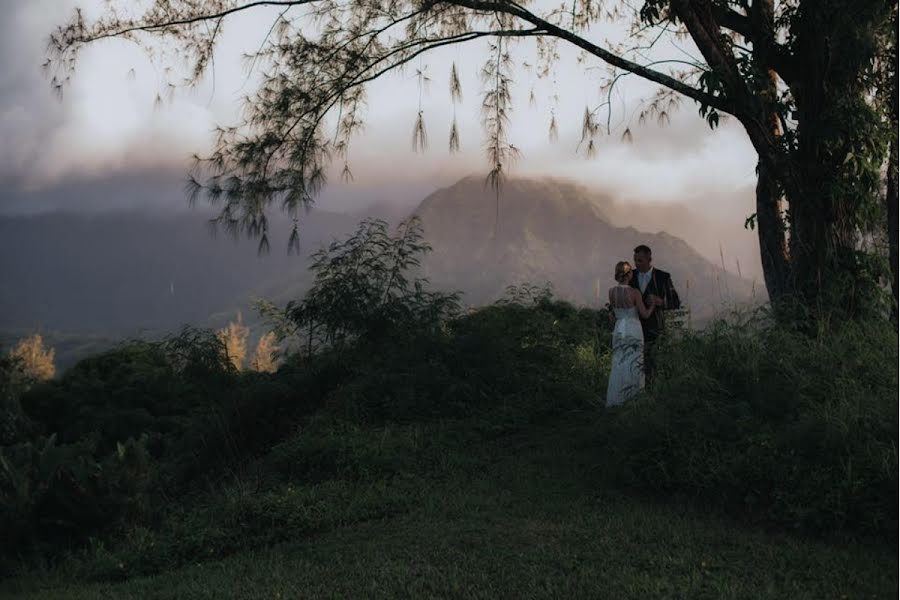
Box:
[413,176,757,317]
[0,209,356,337]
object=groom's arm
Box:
[663,273,681,310]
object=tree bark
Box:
[887,6,899,320]
[747,0,791,303]
[755,159,790,301]
[887,135,898,319]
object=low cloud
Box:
[1,1,245,187]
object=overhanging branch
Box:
[711,5,753,39]
[55,0,732,115]
[56,1,319,45]
[446,0,733,114]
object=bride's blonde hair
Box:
[614,261,633,283]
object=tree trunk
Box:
[652,0,892,318]
[763,1,877,313]
[887,128,898,320]
[749,0,790,304]
[755,159,790,300]
[887,6,899,320]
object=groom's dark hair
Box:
[633,244,652,256]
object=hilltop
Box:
[414,176,756,316]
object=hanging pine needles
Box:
[449,61,462,153]
[449,62,462,103]
[449,119,460,153]
[412,111,428,152]
[412,65,430,153]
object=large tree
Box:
[48,0,898,315]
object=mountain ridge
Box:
[412,176,755,314]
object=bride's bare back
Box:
[608,285,654,319]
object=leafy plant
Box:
[8,334,56,382]
[0,434,155,558]
[18,327,235,452]
[0,354,33,446]
[217,314,249,371]
[267,217,460,357]
[250,332,278,373]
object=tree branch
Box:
[199,26,546,197]
[59,1,318,45]
[447,0,732,114]
[57,0,731,115]
[671,0,745,95]
[711,1,795,87]
[711,5,752,39]
[748,0,796,87]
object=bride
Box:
[606,261,656,407]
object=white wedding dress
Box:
[606,286,645,407]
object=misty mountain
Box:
[600,188,764,284]
[413,176,757,316]
[0,209,356,337]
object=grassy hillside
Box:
[1,218,894,599]
[3,411,894,599]
[1,297,896,598]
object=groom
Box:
[630,244,681,379]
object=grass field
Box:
[3,410,894,599]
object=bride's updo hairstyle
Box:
[614,261,632,283]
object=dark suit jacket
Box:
[629,268,681,341]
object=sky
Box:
[0,0,762,274]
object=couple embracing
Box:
[605,245,681,407]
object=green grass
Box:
[3,411,894,599]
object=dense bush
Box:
[265,217,461,357]
[315,292,610,425]
[0,354,33,446]
[2,329,335,563]
[0,434,155,556]
[603,310,898,540]
[7,334,56,382]
[254,219,612,426]
[19,328,234,454]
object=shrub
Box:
[315,296,611,424]
[266,217,460,357]
[8,334,56,382]
[603,310,898,540]
[19,328,234,455]
[250,332,278,373]
[0,434,155,560]
[217,313,250,371]
[0,354,34,446]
